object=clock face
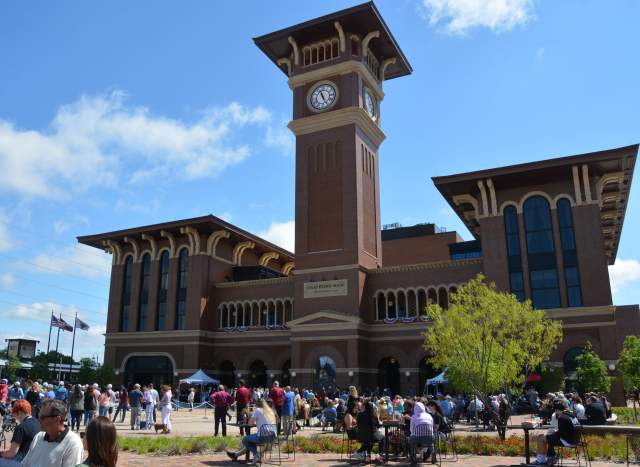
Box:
[364,88,377,120]
[309,83,337,111]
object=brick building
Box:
[78,2,638,402]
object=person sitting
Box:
[354,399,385,463]
[321,400,337,431]
[226,399,277,465]
[77,416,118,467]
[533,399,581,465]
[0,400,40,466]
[21,399,83,467]
[584,396,607,425]
[409,401,434,465]
[572,395,586,422]
[343,402,358,440]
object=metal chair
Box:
[279,417,296,461]
[557,426,591,467]
[256,423,281,465]
[340,429,359,463]
[409,423,439,465]
[436,421,458,463]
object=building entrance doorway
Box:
[124,355,173,389]
[316,356,336,391]
[248,360,267,388]
[378,357,401,396]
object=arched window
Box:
[175,248,188,330]
[317,356,337,390]
[387,292,397,319]
[137,253,151,331]
[563,347,585,375]
[120,256,133,332]
[557,199,582,307]
[504,206,525,301]
[156,251,169,330]
[376,292,385,320]
[524,196,560,309]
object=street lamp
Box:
[405,370,411,382]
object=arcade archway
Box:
[219,360,236,388]
[124,355,173,389]
[248,360,267,388]
[418,358,440,395]
[378,357,401,396]
[317,356,337,390]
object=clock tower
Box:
[255,2,412,321]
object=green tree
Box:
[575,341,611,393]
[77,358,97,385]
[619,335,640,392]
[5,355,22,381]
[96,364,116,387]
[540,366,566,394]
[423,274,563,404]
[30,353,52,381]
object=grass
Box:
[613,406,640,425]
[118,431,640,462]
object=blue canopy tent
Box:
[179,370,220,404]
[423,371,448,395]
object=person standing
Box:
[21,399,83,467]
[98,388,111,418]
[269,381,284,434]
[281,386,295,435]
[128,384,144,430]
[0,379,8,403]
[235,380,251,435]
[149,383,159,423]
[143,386,155,430]
[69,385,84,432]
[211,384,233,436]
[113,387,129,423]
[159,384,172,434]
[25,382,42,419]
[0,400,41,466]
[187,388,195,411]
[54,382,67,403]
[83,385,97,427]
[8,382,24,401]
[106,384,116,421]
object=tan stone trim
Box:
[334,21,345,53]
[581,164,592,203]
[118,351,178,372]
[140,234,157,260]
[288,310,360,327]
[103,239,122,265]
[572,166,583,205]
[452,193,480,219]
[288,106,385,147]
[477,180,489,217]
[288,60,384,101]
[123,236,140,262]
[213,341,290,348]
[369,258,482,275]
[361,31,380,60]
[180,226,202,254]
[276,58,291,76]
[213,330,290,340]
[109,341,210,348]
[214,276,293,288]
[293,263,360,275]
[160,230,177,257]
[281,262,295,275]
[287,36,299,66]
[206,230,230,257]
[486,178,498,216]
[259,252,279,267]
[545,305,615,319]
[232,241,255,265]
[379,57,396,81]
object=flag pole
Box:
[53,313,62,381]
[69,313,78,383]
[46,309,53,354]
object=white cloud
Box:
[265,123,294,156]
[0,91,274,199]
[29,244,111,279]
[420,0,533,34]
[609,258,640,294]
[258,220,295,253]
[0,210,15,251]
[0,273,16,289]
[0,301,79,322]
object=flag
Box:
[51,315,73,332]
[75,317,90,331]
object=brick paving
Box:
[118,451,620,466]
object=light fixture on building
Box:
[270,373,275,378]
[405,371,411,377]
[608,363,616,371]
[237,372,242,378]
[290,371,296,377]
[348,370,354,377]
[173,372,178,376]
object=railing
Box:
[301,37,340,67]
[365,49,380,79]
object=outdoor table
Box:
[239,424,252,462]
[382,419,403,462]
[506,423,550,466]
[582,424,640,466]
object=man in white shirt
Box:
[22,399,83,467]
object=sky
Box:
[0,0,639,362]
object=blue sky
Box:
[0,0,638,361]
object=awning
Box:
[179,369,220,386]
[427,372,448,385]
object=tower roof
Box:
[253,2,412,80]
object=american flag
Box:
[51,315,73,332]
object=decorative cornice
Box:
[123,236,140,262]
[140,234,157,260]
[369,258,483,275]
[232,241,255,265]
[288,106,385,148]
[214,276,294,289]
[259,252,280,267]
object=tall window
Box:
[504,206,525,301]
[557,199,582,306]
[156,251,169,330]
[120,256,133,332]
[524,196,561,309]
[137,254,151,331]
[175,248,188,330]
